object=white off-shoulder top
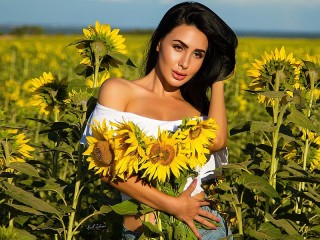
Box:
[81,103,228,198]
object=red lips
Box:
[172,70,187,81]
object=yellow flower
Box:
[236,95,247,112]
[314,136,320,145]
[83,119,115,178]
[14,133,35,159]
[140,130,188,183]
[178,118,218,168]
[75,20,127,68]
[313,88,320,101]
[86,71,110,88]
[2,79,20,101]
[310,149,320,172]
[28,72,68,115]
[301,128,317,142]
[248,46,301,106]
[2,132,35,166]
[283,146,299,162]
[83,21,127,55]
[111,120,148,180]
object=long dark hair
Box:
[144,1,238,115]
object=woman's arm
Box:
[103,175,220,239]
[208,81,228,151]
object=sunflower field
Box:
[0,21,320,240]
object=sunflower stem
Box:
[1,140,14,226]
[231,189,243,236]
[266,70,286,215]
[93,49,102,88]
[52,145,59,179]
[157,210,164,240]
[34,114,43,144]
[296,68,316,215]
[66,92,88,238]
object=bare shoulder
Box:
[98,77,136,111]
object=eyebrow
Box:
[173,39,206,53]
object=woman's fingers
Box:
[186,220,202,240]
[198,204,221,223]
[194,215,218,230]
[183,179,197,196]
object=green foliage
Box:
[1,31,320,239]
[216,50,320,239]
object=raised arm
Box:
[208,81,228,151]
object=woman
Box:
[82,1,237,239]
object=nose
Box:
[178,53,190,69]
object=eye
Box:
[194,51,204,59]
[173,44,183,51]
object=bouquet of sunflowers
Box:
[83,117,219,239]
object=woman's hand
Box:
[171,179,221,240]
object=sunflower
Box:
[4,131,35,165]
[247,46,301,106]
[140,130,188,183]
[74,21,127,68]
[83,21,126,54]
[28,72,68,116]
[111,120,149,180]
[178,118,218,168]
[297,57,320,101]
[83,119,116,178]
[310,149,320,172]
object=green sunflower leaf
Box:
[110,199,139,215]
[264,212,299,235]
[238,173,279,199]
[250,121,277,133]
[259,90,286,98]
[287,109,318,133]
[7,162,40,178]
[67,39,94,47]
[230,121,251,135]
[6,203,44,215]
[3,182,61,216]
[249,222,283,239]
[107,51,136,68]
[141,221,162,234]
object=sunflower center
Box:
[149,143,161,164]
[190,127,202,140]
[93,140,114,167]
[159,145,175,166]
[149,143,175,166]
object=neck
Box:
[144,68,182,99]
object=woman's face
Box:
[156,24,208,88]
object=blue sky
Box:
[1,0,320,33]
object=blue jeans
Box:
[122,206,233,240]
